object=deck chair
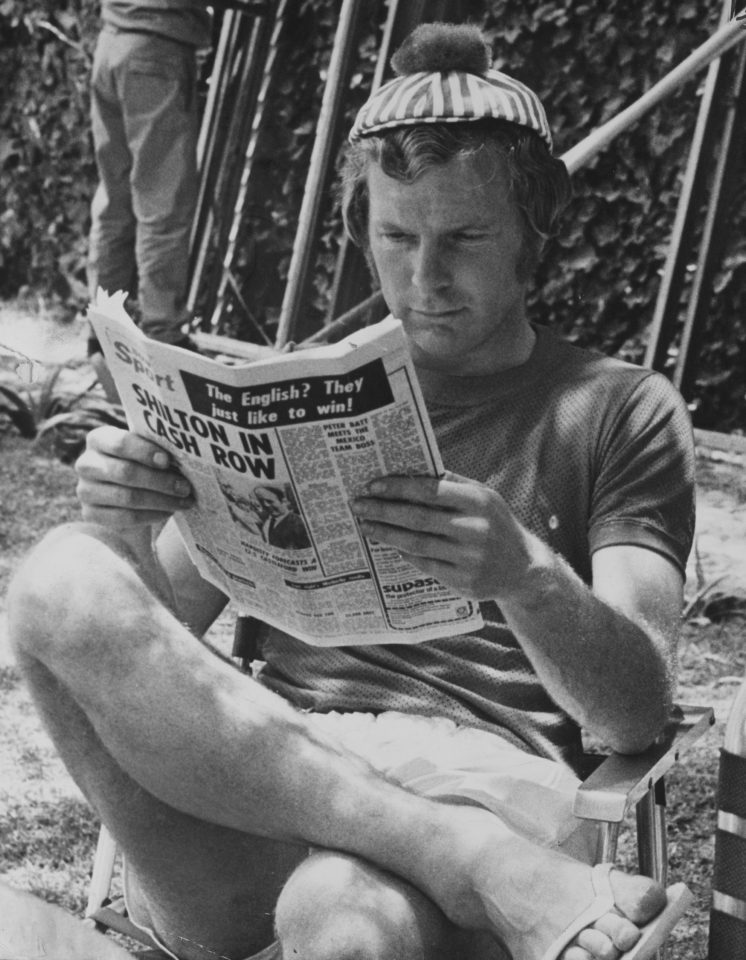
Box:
[83,700,715,959]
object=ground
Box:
[1,302,745,958]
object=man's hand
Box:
[351,471,533,600]
[76,426,193,529]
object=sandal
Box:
[541,862,693,960]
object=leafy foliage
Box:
[0,1,98,303]
[2,0,745,429]
[0,365,126,462]
[482,0,746,433]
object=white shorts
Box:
[125,710,597,959]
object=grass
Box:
[0,432,99,913]
[0,426,744,959]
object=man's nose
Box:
[411,242,450,294]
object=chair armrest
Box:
[574,703,714,823]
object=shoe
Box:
[540,863,692,960]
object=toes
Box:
[564,927,619,960]
[562,946,595,960]
[610,872,667,926]
[590,911,642,952]
[574,926,622,960]
[575,914,640,960]
[564,904,647,960]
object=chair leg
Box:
[636,780,668,884]
[636,780,668,960]
[86,824,119,920]
[595,821,621,864]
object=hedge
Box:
[1,0,744,430]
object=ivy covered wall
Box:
[1,0,744,430]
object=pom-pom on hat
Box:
[349,22,552,150]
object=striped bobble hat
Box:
[349,22,552,150]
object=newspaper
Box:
[88,291,483,646]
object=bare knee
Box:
[275,851,453,960]
[7,521,148,662]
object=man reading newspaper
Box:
[8,23,695,960]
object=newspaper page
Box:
[88,291,483,646]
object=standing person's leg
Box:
[120,33,199,344]
[6,523,680,960]
[88,27,137,306]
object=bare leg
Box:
[11,650,304,960]
[275,851,502,960]
[6,523,674,960]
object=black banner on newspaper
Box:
[180,358,394,429]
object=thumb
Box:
[440,470,473,485]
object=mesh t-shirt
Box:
[256,324,696,768]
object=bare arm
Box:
[352,472,682,753]
[495,540,681,753]
[154,519,228,635]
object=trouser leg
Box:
[88,28,137,304]
[120,34,199,343]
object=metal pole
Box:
[561,12,746,175]
[275,0,366,347]
[209,0,290,333]
[325,0,432,324]
[643,0,737,371]
[672,40,746,395]
[188,10,252,314]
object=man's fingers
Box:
[77,449,191,498]
[84,425,173,470]
[440,469,474,486]
[76,427,191,498]
[357,518,458,562]
[353,496,450,535]
[80,504,176,527]
[362,474,478,509]
[355,475,498,531]
[75,427,193,530]
[78,475,192,512]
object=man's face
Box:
[367,151,531,376]
[257,490,286,517]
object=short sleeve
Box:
[588,372,696,576]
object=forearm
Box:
[109,521,227,636]
[351,473,679,751]
[114,523,176,606]
[499,536,676,753]
[153,519,228,635]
